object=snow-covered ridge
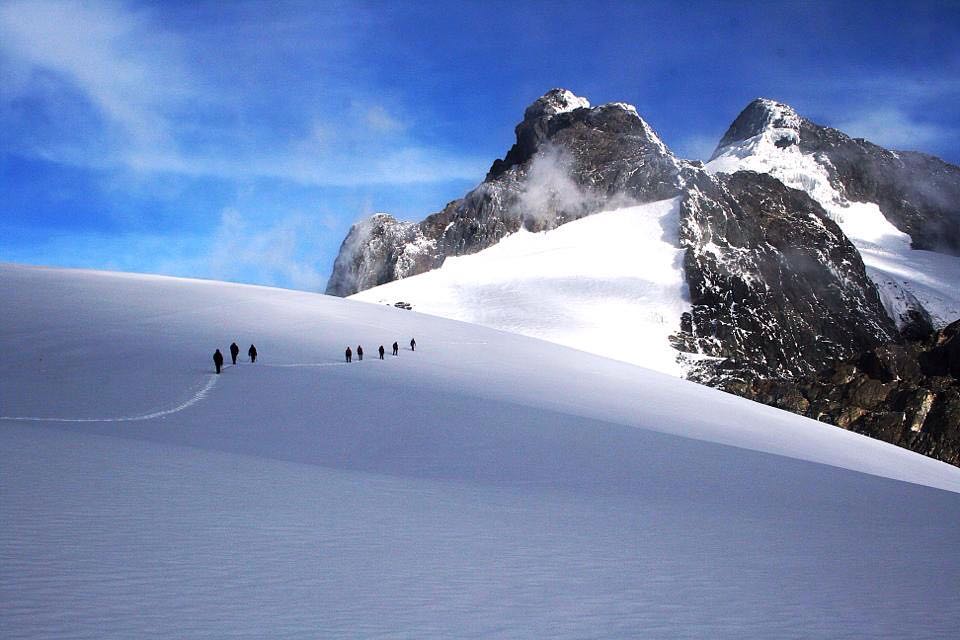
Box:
[706,102,960,330]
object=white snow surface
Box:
[2,263,960,639]
[542,89,590,115]
[352,198,693,376]
[707,114,960,328]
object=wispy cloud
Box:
[814,74,960,153]
[0,0,484,186]
[672,133,720,161]
[835,107,950,151]
[0,0,191,149]
[207,209,333,290]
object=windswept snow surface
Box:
[707,125,960,328]
[351,198,692,376]
[2,263,960,639]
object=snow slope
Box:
[2,263,960,639]
[707,107,960,328]
[351,198,693,376]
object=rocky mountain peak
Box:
[488,91,675,181]
[523,88,591,120]
[711,98,801,158]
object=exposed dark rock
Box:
[735,320,960,467]
[677,170,897,379]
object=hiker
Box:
[378,345,385,360]
[230,342,240,365]
[345,346,352,363]
[213,349,224,374]
[357,345,364,361]
[392,341,399,356]
[410,338,416,352]
[248,344,257,363]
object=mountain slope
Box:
[3,264,960,637]
[707,98,960,332]
[351,197,692,375]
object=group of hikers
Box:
[212,338,416,373]
[346,338,415,363]
[212,342,257,374]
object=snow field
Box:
[2,263,960,638]
[351,198,692,376]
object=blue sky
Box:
[2,0,959,290]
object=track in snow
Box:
[0,357,398,423]
[0,374,220,423]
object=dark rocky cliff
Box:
[676,170,898,381]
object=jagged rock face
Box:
[713,99,960,255]
[325,89,682,297]
[735,320,960,467]
[324,214,437,296]
[678,170,898,379]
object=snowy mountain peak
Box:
[710,97,801,159]
[524,88,591,119]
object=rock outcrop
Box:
[676,170,898,380]
[735,321,960,466]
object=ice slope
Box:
[350,198,693,376]
[707,110,960,329]
[2,263,960,639]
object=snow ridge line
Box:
[0,375,219,423]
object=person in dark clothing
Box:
[213,349,224,374]
[357,345,363,361]
[378,345,385,360]
[230,342,240,365]
[392,341,399,356]
[248,344,257,363]
[410,338,416,351]
[345,346,352,363]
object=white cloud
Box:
[836,107,950,152]
[672,133,721,161]
[0,0,191,148]
[362,104,405,133]
[0,0,484,186]
[206,209,331,291]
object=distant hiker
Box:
[248,344,257,363]
[345,346,352,363]
[357,345,364,361]
[410,338,416,352]
[378,345,385,360]
[230,342,240,365]
[213,349,224,374]
[392,341,399,356]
